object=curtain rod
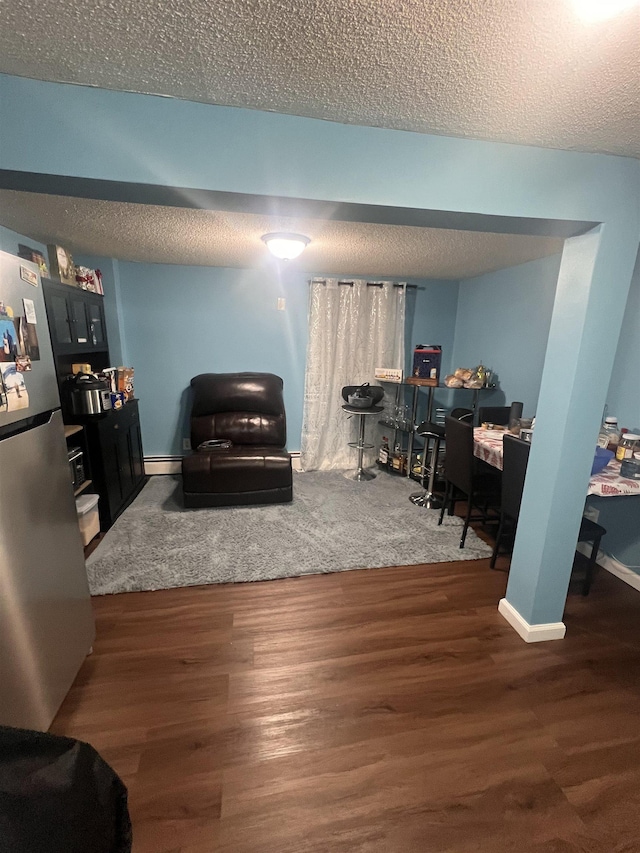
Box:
[311,280,417,289]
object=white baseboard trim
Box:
[144,451,302,477]
[498,598,566,643]
[145,458,182,475]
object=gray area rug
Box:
[86,472,492,595]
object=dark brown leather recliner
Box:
[181,372,293,508]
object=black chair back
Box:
[478,406,511,426]
[501,434,531,522]
[443,415,474,495]
[478,402,524,426]
[450,407,473,423]
[417,407,472,437]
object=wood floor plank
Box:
[50,554,640,853]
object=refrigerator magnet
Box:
[0,318,19,360]
[22,298,37,324]
[19,317,40,361]
[20,266,39,286]
[0,363,29,411]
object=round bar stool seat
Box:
[342,404,384,481]
[410,421,445,508]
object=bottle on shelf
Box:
[474,363,487,386]
[597,416,620,452]
[378,436,390,466]
[389,440,406,474]
[390,452,407,475]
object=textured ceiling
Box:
[0,1,634,274]
[0,191,564,279]
[1,0,639,157]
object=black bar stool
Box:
[410,421,445,508]
[341,384,385,481]
[342,403,384,480]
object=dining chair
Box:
[490,434,607,595]
[478,402,523,426]
[578,517,607,596]
[437,415,501,547]
[451,407,474,423]
[490,433,530,567]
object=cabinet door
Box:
[69,295,90,345]
[117,423,135,502]
[101,420,124,516]
[127,412,145,485]
[86,298,106,348]
[49,293,73,345]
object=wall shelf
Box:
[64,424,83,439]
[74,479,92,497]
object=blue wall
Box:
[0,224,47,259]
[452,254,562,417]
[406,280,459,380]
[405,278,460,420]
[2,74,638,225]
[2,73,639,626]
[587,250,640,574]
[116,261,458,456]
[605,251,640,434]
[451,248,640,575]
[117,261,308,456]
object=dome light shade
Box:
[261,232,310,260]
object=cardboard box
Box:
[374,367,403,383]
[412,345,442,381]
[117,367,135,401]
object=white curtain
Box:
[300,279,406,471]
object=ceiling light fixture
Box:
[261,232,310,260]
[572,0,639,22]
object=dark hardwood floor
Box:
[52,536,640,852]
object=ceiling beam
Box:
[0,169,596,239]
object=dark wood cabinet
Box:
[42,278,146,532]
[42,279,108,354]
[83,400,147,530]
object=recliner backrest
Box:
[190,373,287,448]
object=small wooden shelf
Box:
[65,424,83,438]
[74,479,92,497]
[405,377,438,387]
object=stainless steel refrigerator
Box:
[0,249,95,731]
